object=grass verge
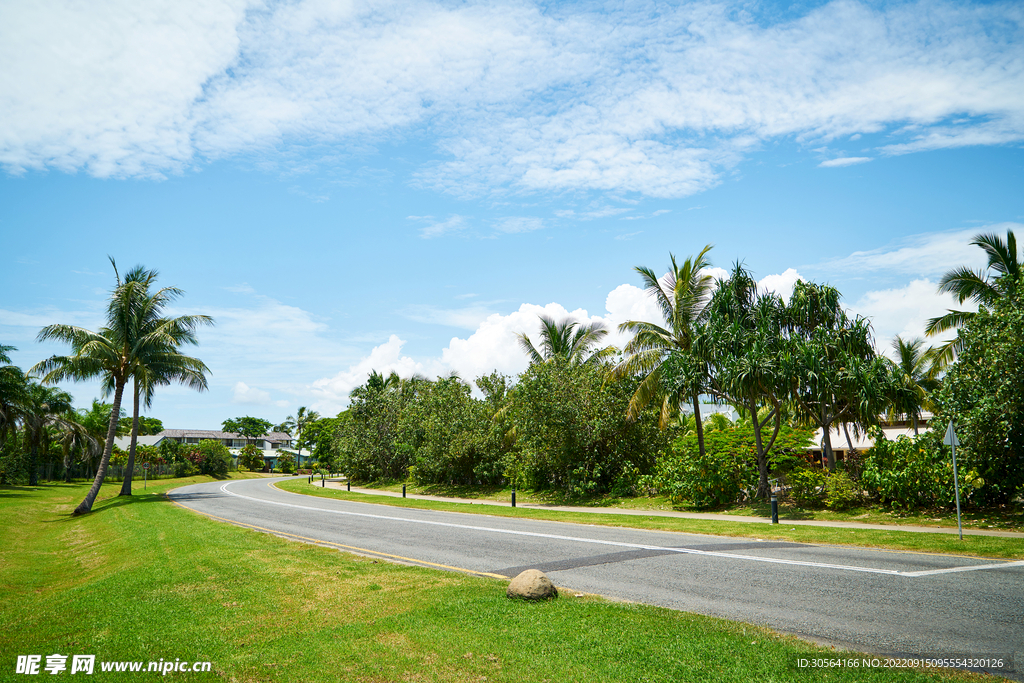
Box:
[279,478,1024,560]
[0,478,1011,682]
[351,480,1024,533]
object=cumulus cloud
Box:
[232,381,272,405]
[758,268,804,302]
[2,0,1022,197]
[309,335,428,414]
[848,278,976,355]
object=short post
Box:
[770,493,779,524]
[347,480,351,491]
[321,472,325,488]
[402,484,406,498]
[511,487,516,507]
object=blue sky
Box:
[1,0,1022,428]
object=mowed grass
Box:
[348,479,1024,533]
[0,479,1007,683]
[279,479,1024,560]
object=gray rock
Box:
[506,569,558,600]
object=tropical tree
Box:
[614,246,715,458]
[517,316,612,366]
[222,416,273,446]
[783,280,893,472]
[888,336,940,435]
[32,260,212,514]
[0,345,28,446]
[279,406,321,469]
[926,229,1022,366]
[693,263,789,498]
[111,265,212,495]
[19,383,75,485]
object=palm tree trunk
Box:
[692,392,706,459]
[822,404,836,473]
[28,433,39,486]
[750,397,770,499]
[119,378,140,496]
[74,380,125,515]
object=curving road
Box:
[170,477,1023,678]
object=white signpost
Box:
[943,421,963,540]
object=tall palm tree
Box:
[926,229,1022,367]
[613,246,715,457]
[888,336,940,435]
[517,316,612,365]
[108,265,212,496]
[32,260,212,514]
[278,406,321,468]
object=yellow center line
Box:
[168,495,508,580]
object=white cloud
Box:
[814,224,1020,278]
[401,303,497,330]
[849,278,976,355]
[819,156,872,167]
[232,381,272,405]
[3,1,1022,197]
[309,335,427,414]
[415,214,469,239]
[758,268,804,302]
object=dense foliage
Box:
[929,288,1024,505]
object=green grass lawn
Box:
[282,479,1024,560]
[0,477,1009,682]
[349,479,1024,533]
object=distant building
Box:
[809,413,933,464]
[114,429,299,469]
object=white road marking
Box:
[206,482,1021,579]
[900,560,1024,577]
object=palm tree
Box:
[888,336,940,435]
[926,229,1022,366]
[32,260,212,514]
[19,383,75,485]
[0,344,28,446]
[107,265,212,496]
[613,246,715,457]
[517,315,612,366]
[278,406,321,469]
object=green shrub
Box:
[653,438,750,509]
[785,467,826,507]
[861,427,983,510]
[824,470,860,510]
[173,460,197,478]
[0,441,29,485]
[238,444,265,472]
[277,451,296,474]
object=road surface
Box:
[169,477,1023,678]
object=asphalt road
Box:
[170,477,1024,678]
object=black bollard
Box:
[321,473,325,488]
[511,487,516,508]
[347,480,350,491]
[402,484,406,498]
[770,494,779,524]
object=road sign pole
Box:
[951,440,963,541]
[944,420,963,541]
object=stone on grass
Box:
[507,569,558,600]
